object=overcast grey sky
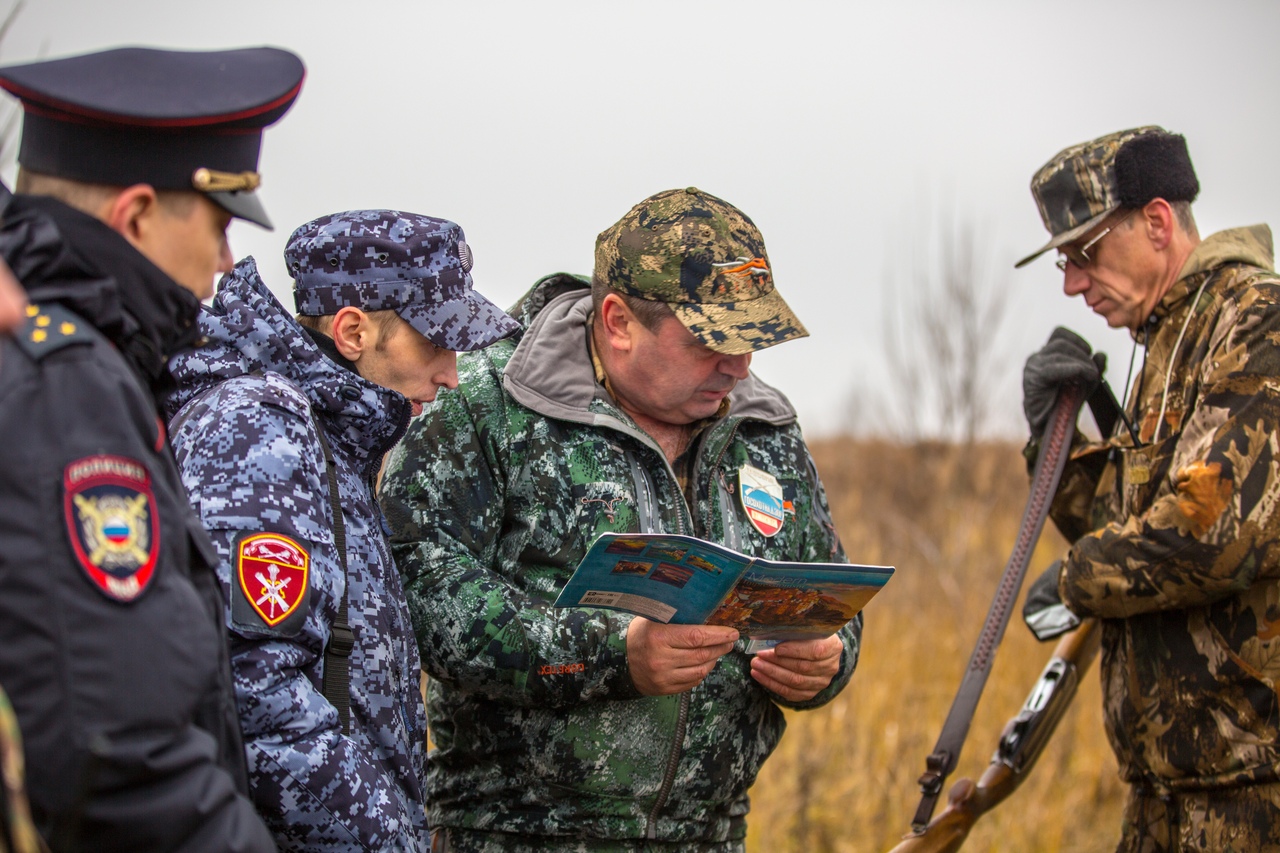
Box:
[5,0,1279,437]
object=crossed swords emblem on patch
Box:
[255,563,294,618]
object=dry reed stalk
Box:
[745,438,1124,853]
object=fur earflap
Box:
[1115,132,1200,208]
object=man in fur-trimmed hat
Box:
[1018,127,1280,851]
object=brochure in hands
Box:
[554,532,893,642]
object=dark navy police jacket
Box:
[0,193,275,852]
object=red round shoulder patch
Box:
[237,533,309,626]
[64,455,159,602]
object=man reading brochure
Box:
[381,187,861,852]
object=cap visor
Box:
[398,289,520,352]
[208,189,273,230]
[1014,207,1114,269]
[672,289,809,355]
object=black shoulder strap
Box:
[313,418,354,736]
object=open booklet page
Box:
[554,532,893,641]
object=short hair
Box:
[1171,200,1198,238]
[295,308,404,351]
[1117,200,1199,240]
[589,277,674,331]
[17,167,198,218]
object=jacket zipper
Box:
[646,689,690,839]
[645,450,691,838]
[644,420,740,838]
[367,470,420,744]
[709,420,744,540]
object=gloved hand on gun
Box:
[1021,326,1105,435]
[1020,327,1100,642]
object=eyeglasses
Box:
[1055,209,1135,272]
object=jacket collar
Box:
[502,274,797,429]
[1146,225,1276,332]
[166,257,409,471]
[0,192,202,397]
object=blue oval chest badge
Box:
[739,464,784,538]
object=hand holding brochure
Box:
[554,532,893,641]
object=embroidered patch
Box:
[64,455,159,602]
[739,464,785,538]
[709,256,773,300]
[235,532,310,632]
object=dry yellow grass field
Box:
[745,438,1126,853]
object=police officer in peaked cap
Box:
[0,45,303,852]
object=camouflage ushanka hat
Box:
[1015,126,1199,268]
[593,187,808,355]
[287,209,518,352]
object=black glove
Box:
[1022,327,1104,435]
[1022,560,1080,641]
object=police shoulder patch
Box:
[231,531,310,637]
[64,455,159,602]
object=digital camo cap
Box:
[288,209,518,352]
[594,187,808,355]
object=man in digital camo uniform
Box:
[381,187,861,852]
[1017,127,1280,851]
[165,210,519,851]
[0,46,302,852]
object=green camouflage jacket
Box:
[380,274,859,844]
[1049,226,1280,792]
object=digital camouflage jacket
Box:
[380,274,860,845]
[1049,226,1280,792]
[166,260,429,851]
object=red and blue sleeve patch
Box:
[64,455,159,603]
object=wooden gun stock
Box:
[886,619,1100,853]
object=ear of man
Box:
[101,184,160,246]
[331,305,372,362]
[1139,198,1178,252]
[597,291,639,356]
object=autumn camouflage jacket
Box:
[1050,225,1280,792]
[380,273,860,844]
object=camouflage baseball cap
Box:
[1015,126,1199,268]
[593,187,808,355]
[287,209,518,352]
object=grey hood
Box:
[502,275,796,428]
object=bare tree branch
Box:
[878,206,1010,446]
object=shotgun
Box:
[886,618,1101,853]
[907,382,1087,831]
